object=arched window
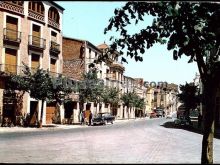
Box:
[48,7,59,24]
[28,1,44,15]
[8,1,23,6]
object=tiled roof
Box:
[97,43,109,49]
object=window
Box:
[112,71,116,79]
[31,53,40,69]
[32,24,41,47]
[100,70,102,78]
[5,48,17,73]
[50,58,56,72]
[51,31,57,42]
[9,1,23,6]
[6,16,18,41]
[48,7,59,23]
[28,2,44,15]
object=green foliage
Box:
[105,2,220,82]
[134,96,146,110]
[7,63,74,103]
[102,87,120,106]
[121,91,138,108]
[51,75,74,105]
[78,68,105,104]
[177,82,200,111]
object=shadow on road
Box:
[160,121,220,140]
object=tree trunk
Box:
[127,106,130,119]
[201,83,216,164]
[39,99,45,128]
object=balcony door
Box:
[50,58,56,73]
[32,24,41,47]
[31,53,40,70]
[5,48,17,74]
[6,16,18,41]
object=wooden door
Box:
[32,24,40,47]
[6,16,18,41]
[5,48,17,74]
[46,102,56,124]
[31,53,40,69]
[29,101,38,125]
[50,58,56,72]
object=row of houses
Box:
[0,1,179,126]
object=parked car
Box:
[92,112,115,125]
[149,112,157,118]
[154,108,164,117]
[174,116,191,127]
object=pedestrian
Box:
[80,111,84,125]
[198,113,202,129]
[89,111,93,126]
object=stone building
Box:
[62,37,105,123]
[0,1,64,125]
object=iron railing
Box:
[0,64,27,75]
[3,28,21,43]
[50,41,60,53]
[28,35,46,50]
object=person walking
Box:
[198,113,202,129]
[80,111,84,125]
[89,111,93,126]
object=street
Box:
[0,118,220,163]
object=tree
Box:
[134,95,146,117]
[102,87,120,115]
[121,91,136,119]
[8,63,74,128]
[50,74,74,123]
[104,2,220,163]
[178,82,200,122]
[78,68,104,114]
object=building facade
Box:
[0,1,64,126]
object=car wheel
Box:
[104,120,107,125]
[111,121,113,124]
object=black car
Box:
[154,108,164,117]
[92,112,115,125]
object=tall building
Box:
[0,1,64,125]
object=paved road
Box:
[0,118,220,163]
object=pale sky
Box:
[56,1,199,86]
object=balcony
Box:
[48,18,60,30]
[0,64,26,76]
[28,10,45,24]
[3,28,21,45]
[0,1,24,16]
[50,41,60,54]
[110,61,125,71]
[28,35,46,51]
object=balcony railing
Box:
[3,28,21,43]
[50,41,60,53]
[110,61,125,71]
[0,1,24,15]
[28,35,46,50]
[0,64,63,79]
[28,10,44,23]
[0,64,27,76]
[48,17,60,30]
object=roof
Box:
[50,1,65,11]
[124,75,135,80]
[97,43,109,49]
[63,36,101,53]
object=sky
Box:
[56,1,199,86]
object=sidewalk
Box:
[0,117,150,133]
